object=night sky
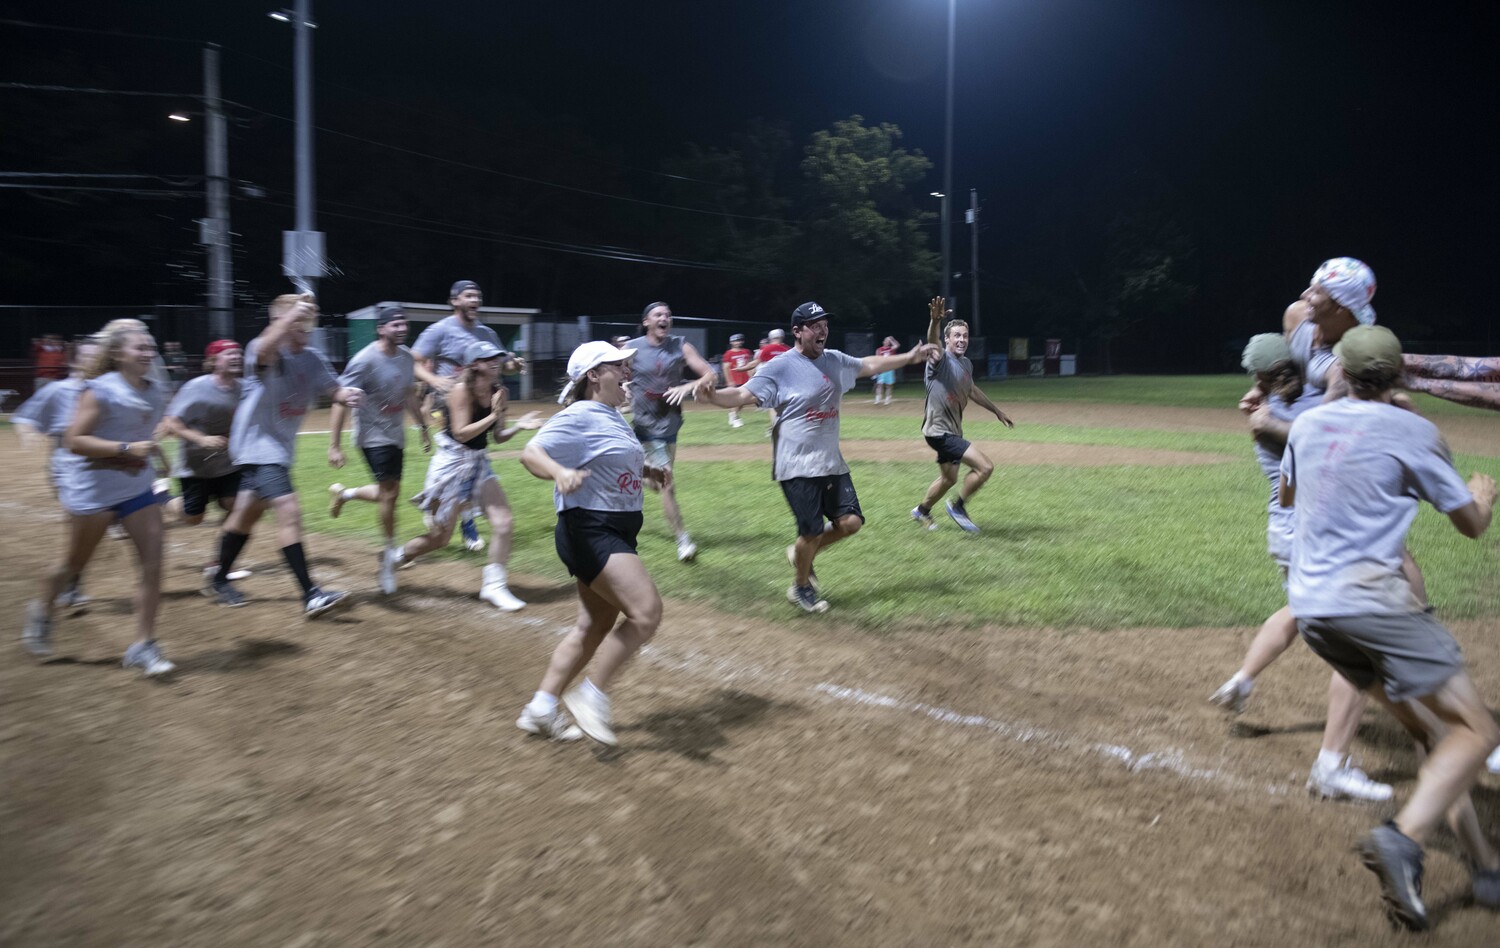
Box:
[3,0,1496,360]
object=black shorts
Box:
[239,463,295,501]
[925,433,972,466]
[555,508,643,585]
[780,473,863,538]
[360,445,404,483]
[179,471,242,516]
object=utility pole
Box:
[279,0,323,297]
[967,188,980,341]
[202,44,233,340]
[940,0,956,304]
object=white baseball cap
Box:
[559,340,633,404]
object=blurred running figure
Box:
[14,336,100,618]
[1281,326,1500,931]
[748,327,790,433]
[412,280,523,553]
[162,340,243,527]
[625,302,715,562]
[1210,333,1392,802]
[517,341,653,745]
[206,294,364,617]
[721,333,754,428]
[26,324,172,674]
[911,298,1013,532]
[396,340,541,609]
[327,303,431,594]
[871,336,901,404]
[695,302,938,613]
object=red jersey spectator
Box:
[722,334,755,429]
[32,334,67,391]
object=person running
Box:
[396,340,541,609]
[14,335,100,616]
[1280,325,1500,931]
[910,298,1014,533]
[748,327,791,434]
[326,303,431,595]
[205,294,363,617]
[515,341,654,745]
[1209,333,1392,802]
[625,301,715,562]
[721,333,754,428]
[871,336,901,404]
[412,280,523,553]
[162,339,244,528]
[694,301,938,613]
[25,323,173,674]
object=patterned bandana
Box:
[1311,257,1377,325]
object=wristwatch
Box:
[118,442,130,456]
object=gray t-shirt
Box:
[65,372,167,513]
[743,348,863,480]
[528,400,646,513]
[624,334,687,440]
[1252,386,1322,565]
[1287,319,1337,393]
[166,374,241,478]
[1280,399,1473,617]
[410,316,503,379]
[339,342,415,449]
[923,351,973,438]
[230,339,339,467]
[14,377,87,493]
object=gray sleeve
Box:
[11,386,53,427]
[165,377,199,422]
[743,371,778,409]
[338,349,368,390]
[1404,425,1473,513]
[313,350,341,395]
[835,351,862,392]
[528,408,581,464]
[410,324,441,359]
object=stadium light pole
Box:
[270,2,323,295]
[940,0,956,304]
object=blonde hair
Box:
[85,323,154,379]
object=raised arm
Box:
[859,343,939,380]
[926,296,945,347]
[1403,377,1500,412]
[1403,354,1500,382]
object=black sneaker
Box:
[946,499,980,533]
[1357,822,1428,931]
[1472,863,1500,909]
[786,584,829,614]
[304,587,350,619]
[204,577,247,608]
[786,545,818,591]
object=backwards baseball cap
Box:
[1333,324,1402,382]
[1241,333,1293,375]
[449,280,481,299]
[768,328,785,339]
[1311,257,1377,326]
[463,339,504,365]
[729,333,745,343]
[790,301,831,328]
[374,302,406,326]
[204,339,241,360]
[558,340,634,404]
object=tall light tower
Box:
[940,0,956,304]
[270,1,323,296]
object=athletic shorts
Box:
[361,445,404,483]
[875,370,897,385]
[555,508,643,585]
[1298,612,1466,703]
[112,488,164,520]
[239,463,295,501]
[638,438,675,474]
[179,471,242,516]
[780,473,863,538]
[925,433,972,466]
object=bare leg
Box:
[579,553,662,692]
[1239,605,1299,679]
[119,502,163,646]
[956,445,995,503]
[1320,670,1369,755]
[538,580,618,697]
[921,464,959,510]
[268,494,304,549]
[376,480,400,543]
[1400,549,1427,608]
[792,513,862,587]
[401,512,456,560]
[478,478,513,567]
[41,512,112,620]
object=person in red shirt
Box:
[748,328,791,434]
[872,335,901,404]
[32,334,68,392]
[721,333,754,428]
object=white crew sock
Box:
[581,677,608,700]
[483,563,507,587]
[528,691,558,715]
[1315,749,1344,772]
[340,488,356,501]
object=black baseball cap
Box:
[449,280,481,299]
[790,301,832,328]
[374,302,406,326]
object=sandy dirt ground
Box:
[4,400,1500,946]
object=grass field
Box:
[272,375,1500,631]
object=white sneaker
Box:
[563,685,617,746]
[677,535,698,562]
[55,582,90,613]
[516,705,584,741]
[122,639,176,677]
[1307,757,1394,802]
[22,601,52,657]
[202,565,252,582]
[480,564,525,611]
[378,548,400,595]
[327,483,347,518]
[1487,745,1500,775]
[910,507,938,531]
[730,417,744,428]
[1209,675,1253,715]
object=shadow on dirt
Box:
[624,688,794,763]
[178,638,302,673]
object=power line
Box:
[0,183,197,196]
[0,81,192,98]
[0,172,202,184]
[0,17,203,45]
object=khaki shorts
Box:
[1298,612,1465,703]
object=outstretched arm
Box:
[1403,354,1500,382]
[969,386,1014,428]
[859,343,939,380]
[927,296,945,347]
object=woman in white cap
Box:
[396,339,541,608]
[514,341,656,745]
[25,321,174,675]
[1211,332,1393,801]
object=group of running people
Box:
[13,261,1500,932]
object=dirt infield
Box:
[5,410,1500,945]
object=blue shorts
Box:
[875,370,897,385]
[112,488,165,520]
[239,464,295,501]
